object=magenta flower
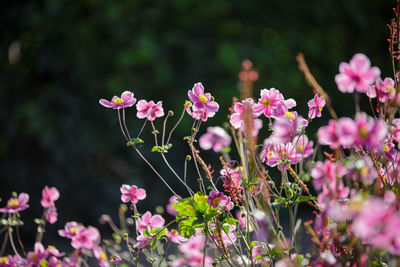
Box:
[260,142,302,170]
[185,102,216,121]
[307,94,326,119]
[166,195,179,216]
[271,112,308,144]
[317,120,340,150]
[166,229,188,244]
[136,100,164,121]
[45,207,58,224]
[71,226,100,250]
[199,126,231,152]
[367,77,395,103]
[99,91,136,109]
[0,193,29,213]
[188,82,219,113]
[207,190,228,208]
[311,160,347,190]
[292,135,314,159]
[120,184,146,204]
[352,113,387,151]
[230,98,254,129]
[134,234,152,249]
[253,88,284,117]
[335,53,380,93]
[58,221,84,239]
[41,186,60,208]
[93,246,110,267]
[136,211,165,234]
[271,99,297,118]
[25,243,48,266]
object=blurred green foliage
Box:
[0,0,394,243]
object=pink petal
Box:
[230,113,242,129]
[136,189,146,200]
[335,73,355,93]
[350,53,371,74]
[121,91,133,101]
[150,215,165,228]
[136,100,149,111]
[193,83,204,96]
[205,101,219,112]
[99,99,115,108]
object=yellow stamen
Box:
[112,97,124,104]
[70,227,80,233]
[0,257,9,264]
[284,111,295,119]
[297,145,304,152]
[384,144,390,153]
[8,199,19,207]
[268,151,273,161]
[280,151,287,160]
[39,259,48,267]
[212,197,221,206]
[319,106,323,111]
[100,252,108,261]
[360,165,369,177]
[386,86,395,93]
[198,94,208,103]
[262,98,271,106]
[359,126,368,140]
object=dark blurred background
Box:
[0,0,394,249]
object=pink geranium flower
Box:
[253,88,284,117]
[99,91,136,109]
[136,100,164,121]
[207,190,228,208]
[0,193,29,213]
[199,126,231,152]
[307,94,326,119]
[188,82,219,113]
[335,53,380,93]
[136,211,165,234]
[120,184,146,204]
[41,186,60,208]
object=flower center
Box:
[0,257,9,264]
[262,98,271,106]
[386,86,395,93]
[296,145,304,152]
[8,199,19,207]
[184,100,193,108]
[100,252,108,260]
[70,227,80,233]
[284,111,295,119]
[198,94,208,103]
[212,197,221,206]
[280,151,287,160]
[319,106,323,111]
[112,98,124,104]
[268,151,273,161]
[384,144,390,153]
[358,126,369,140]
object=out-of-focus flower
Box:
[335,53,380,93]
[166,195,179,216]
[58,221,84,239]
[292,135,314,159]
[136,211,165,234]
[41,186,60,208]
[253,88,284,117]
[271,113,308,144]
[45,207,58,224]
[0,193,29,213]
[120,184,146,204]
[311,160,347,190]
[188,82,219,113]
[230,98,254,129]
[99,91,136,109]
[71,227,100,250]
[25,243,48,266]
[260,141,302,170]
[367,77,395,102]
[317,120,340,150]
[307,94,326,119]
[199,126,231,152]
[93,246,110,267]
[166,229,187,244]
[136,100,164,121]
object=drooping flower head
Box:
[99,91,137,109]
[199,126,232,152]
[120,184,146,204]
[188,83,219,113]
[335,53,380,93]
[136,100,164,121]
[307,94,326,119]
[0,193,29,213]
[41,186,60,208]
[253,88,284,117]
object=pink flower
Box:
[58,221,84,239]
[317,120,340,150]
[236,210,254,232]
[166,195,179,216]
[311,160,347,190]
[307,94,326,119]
[178,234,205,257]
[136,100,164,121]
[260,141,302,170]
[45,207,58,224]
[252,244,268,264]
[93,246,110,267]
[230,98,254,129]
[166,229,187,244]
[367,77,396,102]
[134,234,152,249]
[136,211,165,234]
[0,193,29,213]
[199,126,231,152]
[46,245,65,257]
[335,53,380,93]
[120,184,146,204]
[253,88,284,117]
[207,190,228,208]
[185,101,216,121]
[292,135,314,159]
[187,82,219,113]
[71,227,100,250]
[41,186,60,208]
[271,99,297,118]
[25,243,48,265]
[99,91,136,109]
[352,113,387,151]
[271,113,308,144]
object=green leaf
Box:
[295,196,316,203]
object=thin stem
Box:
[117,109,129,142]
[166,107,186,145]
[122,108,132,140]
[8,228,21,258]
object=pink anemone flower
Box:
[188,82,219,113]
[0,193,29,213]
[307,94,326,119]
[99,91,136,109]
[253,88,284,117]
[120,184,146,204]
[136,100,164,121]
[136,211,165,234]
[335,53,380,93]
[199,126,231,152]
[41,186,60,208]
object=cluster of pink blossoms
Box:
[41,186,60,224]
